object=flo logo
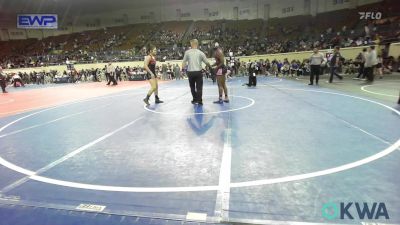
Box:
[322,202,389,220]
[359,12,382,20]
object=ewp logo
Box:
[322,202,389,220]
[359,12,382,20]
[17,14,58,29]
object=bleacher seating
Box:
[0,0,398,68]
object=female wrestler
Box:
[143,44,163,106]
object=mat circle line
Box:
[143,95,255,115]
[0,88,398,192]
[361,84,399,98]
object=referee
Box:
[182,39,211,105]
[309,48,324,85]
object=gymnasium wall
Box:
[4,43,399,74]
[6,29,26,40]
[388,42,400,59]
[0,29,9,41]
[76,0,380,25]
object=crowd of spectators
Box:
[1,3,399,69]
[218,19,399,56]
[2,51,400,90]
[0,62,188,87]
[239,53,400,79]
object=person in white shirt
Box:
[106,62,117,85]
[309,48,324,85]
[12,74,25,87]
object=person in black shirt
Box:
[0,67,7,93]
[245,62,257,87]
[329,46,343,83]
[398,91,400,104]
[115,66,122,82]
[92,68,99,82]
[354,48,367,79]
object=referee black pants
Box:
[310,65,321,84]
[365,66,375,82]
[187,71,203,103]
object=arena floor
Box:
[0,73,399,225]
